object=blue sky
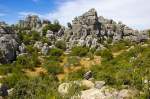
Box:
[0,0,57,23]
[0,0,150,30]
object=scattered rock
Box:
[95,81,105,89]
[81,80,94,89]
[58,83,71,95]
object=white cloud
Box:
[44,0,150,30]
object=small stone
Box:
[95,81,105,89]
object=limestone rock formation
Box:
[0,25,18,64]
[17,15,42,30]
[63,8,149,50]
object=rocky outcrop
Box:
[63,8,149,50]
[64,8,102,50]
[0,25,18,64]
[17,15,42,30]
[58,80,139,99]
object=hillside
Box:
[0,9,150,99]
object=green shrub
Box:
[9,76,61,99]
[48,48,63,57]
[110,40,130,52]
[55,40,66,50]
[42,23,61,35]
[67,56,81,67]
[41,37,52,45]
[16,53,39,69]
[31,31,41,41]
[22,33,32,45]
[71,46,89,57]
[87,52,94,60]
[100,49,113,61]
[0,64,13,75]
[89,48,96,54]
[68,68,86,80]
[44,61,63,75]
[95,50,101,56]
[2,72,28,88]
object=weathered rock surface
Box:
[0,25,18,64]
[0,8,149,64]
[62,8,149,50]
[17,15,42,30]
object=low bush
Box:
[67,56,81,67]
[99,49,113,61]
[2,72,28,88]
[67,68,86,80]
[0,64,13,75]
[71,46,89,57]
[16,53,39,69]
[109,40,131,52]
[44,61,63,75]
[48,48,63,57]
[42,23,61,35]
[9,75,61,99]
[55,40,66,50]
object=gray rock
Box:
[95,81,105,89]
[19,43,26,54]
[58,83,71,95]
[0,26,18,64]
[84,71,92,80]
[34,41,43,50]
[41,43,49,55]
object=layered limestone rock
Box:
[63,8,149,50]
[64,8,101,50]
[0,25,18,64]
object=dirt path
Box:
[23,67,47,77]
